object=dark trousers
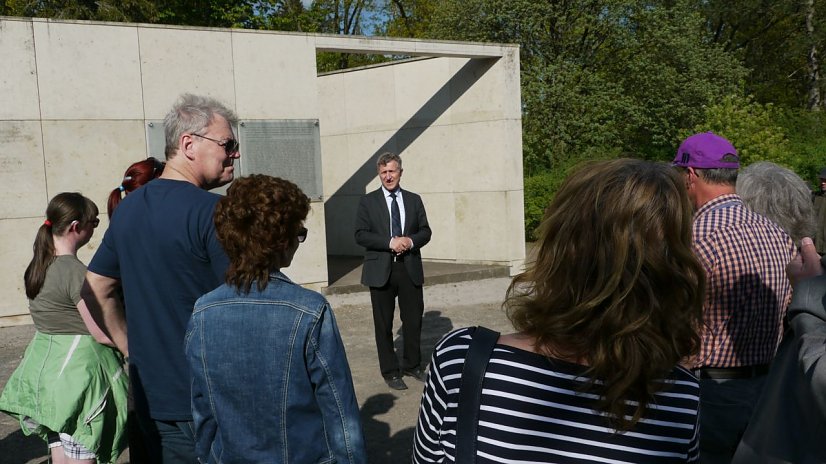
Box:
[369,261,424,378]
[131,364,197,463]
[699,376,766,464]
[135,406,197,463]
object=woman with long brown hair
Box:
[0,193,128,463]
[414,159,705,463]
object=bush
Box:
[775,109,826,186]
[523,149,622,241]
[687,95,826,188]
[686,95,793,167]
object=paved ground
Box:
[0,275,515,464]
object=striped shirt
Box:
[691,194,795,368]
[414,327,700,463]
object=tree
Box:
[697,0,826,109]
[2,0,159,22]
[379,0,437,38]
[309,0,391,72]
[425,0,746,174]
[806,0,822,110]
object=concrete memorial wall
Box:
[0,16,524,326]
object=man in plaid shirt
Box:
[674,132,796,464]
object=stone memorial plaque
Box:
[238,120,322,200]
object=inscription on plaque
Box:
[239,120,322,200]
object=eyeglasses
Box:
[72,218,99,229]
[192,133,240,156]
[297,227,308,243]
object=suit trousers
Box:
[369,261,424,378]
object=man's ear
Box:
[180,133,197,161]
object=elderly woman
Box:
[184,175,366,463]
[414,159,705,463]
[736,161,815,244]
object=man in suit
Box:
[355,152,432,390]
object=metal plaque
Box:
[238,120,322,200]
[145,120,166,160]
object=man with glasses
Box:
[82,93,240,462]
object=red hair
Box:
[107,157,165,218]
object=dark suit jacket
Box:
[733,274,826,463]
[354,188,432,288]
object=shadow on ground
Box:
[0,429,47,464]
[394,309,454,367]
[360,393,415,463]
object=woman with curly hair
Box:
[414,159,705,463]
[184,174,366,464]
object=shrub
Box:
[686,94,793,167]
[523,149,622,241]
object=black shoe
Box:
[403,367,427,382]
[384,376,408,390]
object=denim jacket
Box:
[185,272,367,464]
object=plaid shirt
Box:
[692,194,795,368]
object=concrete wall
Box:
[0,17,523,326]
[318,54,525,269]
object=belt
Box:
[695,364,769,380]
[393,254,406,262]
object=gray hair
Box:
[695,168,738,185]
[163,93,238,159]
[737,161,815,243]
[376,152,402,170]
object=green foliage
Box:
[775,109,826,185]
[425,0,747,175]
[379,0,438,38]
[522,149,622,241]
[3,0,159,22]
[699,0,825,108]
[687,95,794,167]
[687,95,826,191]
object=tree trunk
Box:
[806,0,821,111]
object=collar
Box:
[381,186,401,197]
[268,271,293,284]
[694,193,742,218]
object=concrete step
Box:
[324,255,511,295]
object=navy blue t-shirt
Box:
[88,179,228,420]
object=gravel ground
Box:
[0,276,515,464]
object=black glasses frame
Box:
[297,227,308,243]
[192,133,240,155]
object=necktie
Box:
[390,192,402,237]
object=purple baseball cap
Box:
[673,132,739,169]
